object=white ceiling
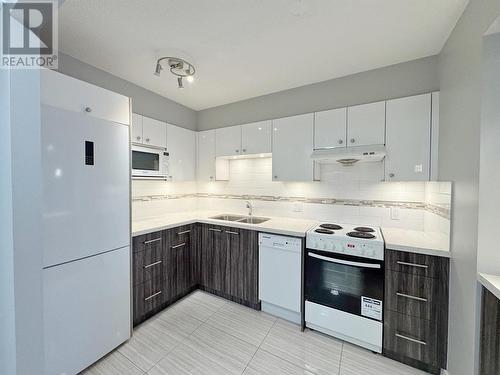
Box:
[59,0,468,110]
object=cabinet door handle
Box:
[395,333,427,346]
[136,136,141,141]
[144,260,162,269]
[146,138,150,142]
[177,230,191,235]
[396,261,428,269]
[242,149,247,152]
[144,237,161,244]
[171,242,186,249]
[209,228,221,232]
[84,106,92,113]
[389,173,395,178]
[350,138,355,143]
[144,291,162,301]
[235,149,240,153]
[396,292,428,303]
[338,139,343,144]
[225,231,239,235]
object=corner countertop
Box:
[133,213,451,258]
[478,273,500,300]
[132,211,318,238]
[380,227,450,258]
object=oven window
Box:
[132,150,159,171]
[305,250,384,320]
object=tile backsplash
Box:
[132,157,451,237]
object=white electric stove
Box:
[304,223,385,353]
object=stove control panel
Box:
[306,236,384,260]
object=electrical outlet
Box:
[293,202,303,212]
[390,206,400,220]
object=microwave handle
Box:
[307,252,381,269]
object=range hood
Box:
[311,145,386,165]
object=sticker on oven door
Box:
[361,296,382,321]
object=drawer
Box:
[132,246,164,287]
[385,270,447,320]
[385,249,449,279]
[133,278,164,326]
[383,310,446,369]
[166,224,193,246]
[132,231,164,254]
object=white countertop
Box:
[133,213,451,258]
[478,273,500,300]
[381,227,450,258]
[132,211,318,238]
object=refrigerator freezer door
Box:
[43,247,131,375]
[41,105,130,267]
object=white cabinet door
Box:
[314,107,347,149]
[272,113,314,181]
[142,116,167,149]
[197,130,216,181]
[385,93,431,181]
[241,120,272,154]
[131,113,143,143]
[167,124,196,181]
[216,125,242,157]
[347,101,386,146]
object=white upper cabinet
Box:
[241,120,272,154]
[385,93,431,181]
[131,113,143,143]
[167,124,196,181]
[272,113,314,181]
[142,116,167,149]
[216,125,242,157]
[347,101,386,146]
[314,108,347,149]
[197,130,216,181]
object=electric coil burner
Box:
[319,223,343,230]
[315,228,334,234]
[354,226,375,233]
[347,231,376,239]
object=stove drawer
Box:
[383,310,447,370]
[385,249,449,279]
[385,270,447,321]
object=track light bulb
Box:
[154,62,162,76]
[177,77,184,88]
[186,75,194,83]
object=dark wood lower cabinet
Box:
[132,223,259,326]
[480,287,500,375]
[383,249,449,375]
[199,224,260,309]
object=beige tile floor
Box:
[81,291,430,375]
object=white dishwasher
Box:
[259,233,302,323]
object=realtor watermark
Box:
[1,0,58,69]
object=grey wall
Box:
[0,59,16,375]
[197,55,439,130]
[57,53,197,130]
[477,31,500,276]
[437,0,500,374]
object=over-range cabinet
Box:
[41,69,131,375]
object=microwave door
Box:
[132,150,160,172]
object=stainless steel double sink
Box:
[209,214,270,225]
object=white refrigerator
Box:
[41,103,131,375]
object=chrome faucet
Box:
[245,200,253,216]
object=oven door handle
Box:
[307,252,381,269]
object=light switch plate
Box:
[414,164,423,173]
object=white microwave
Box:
[131,144,169,178]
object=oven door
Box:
[131,145,168,177]
[305,249,384,321]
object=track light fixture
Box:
[154,57,195,89]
